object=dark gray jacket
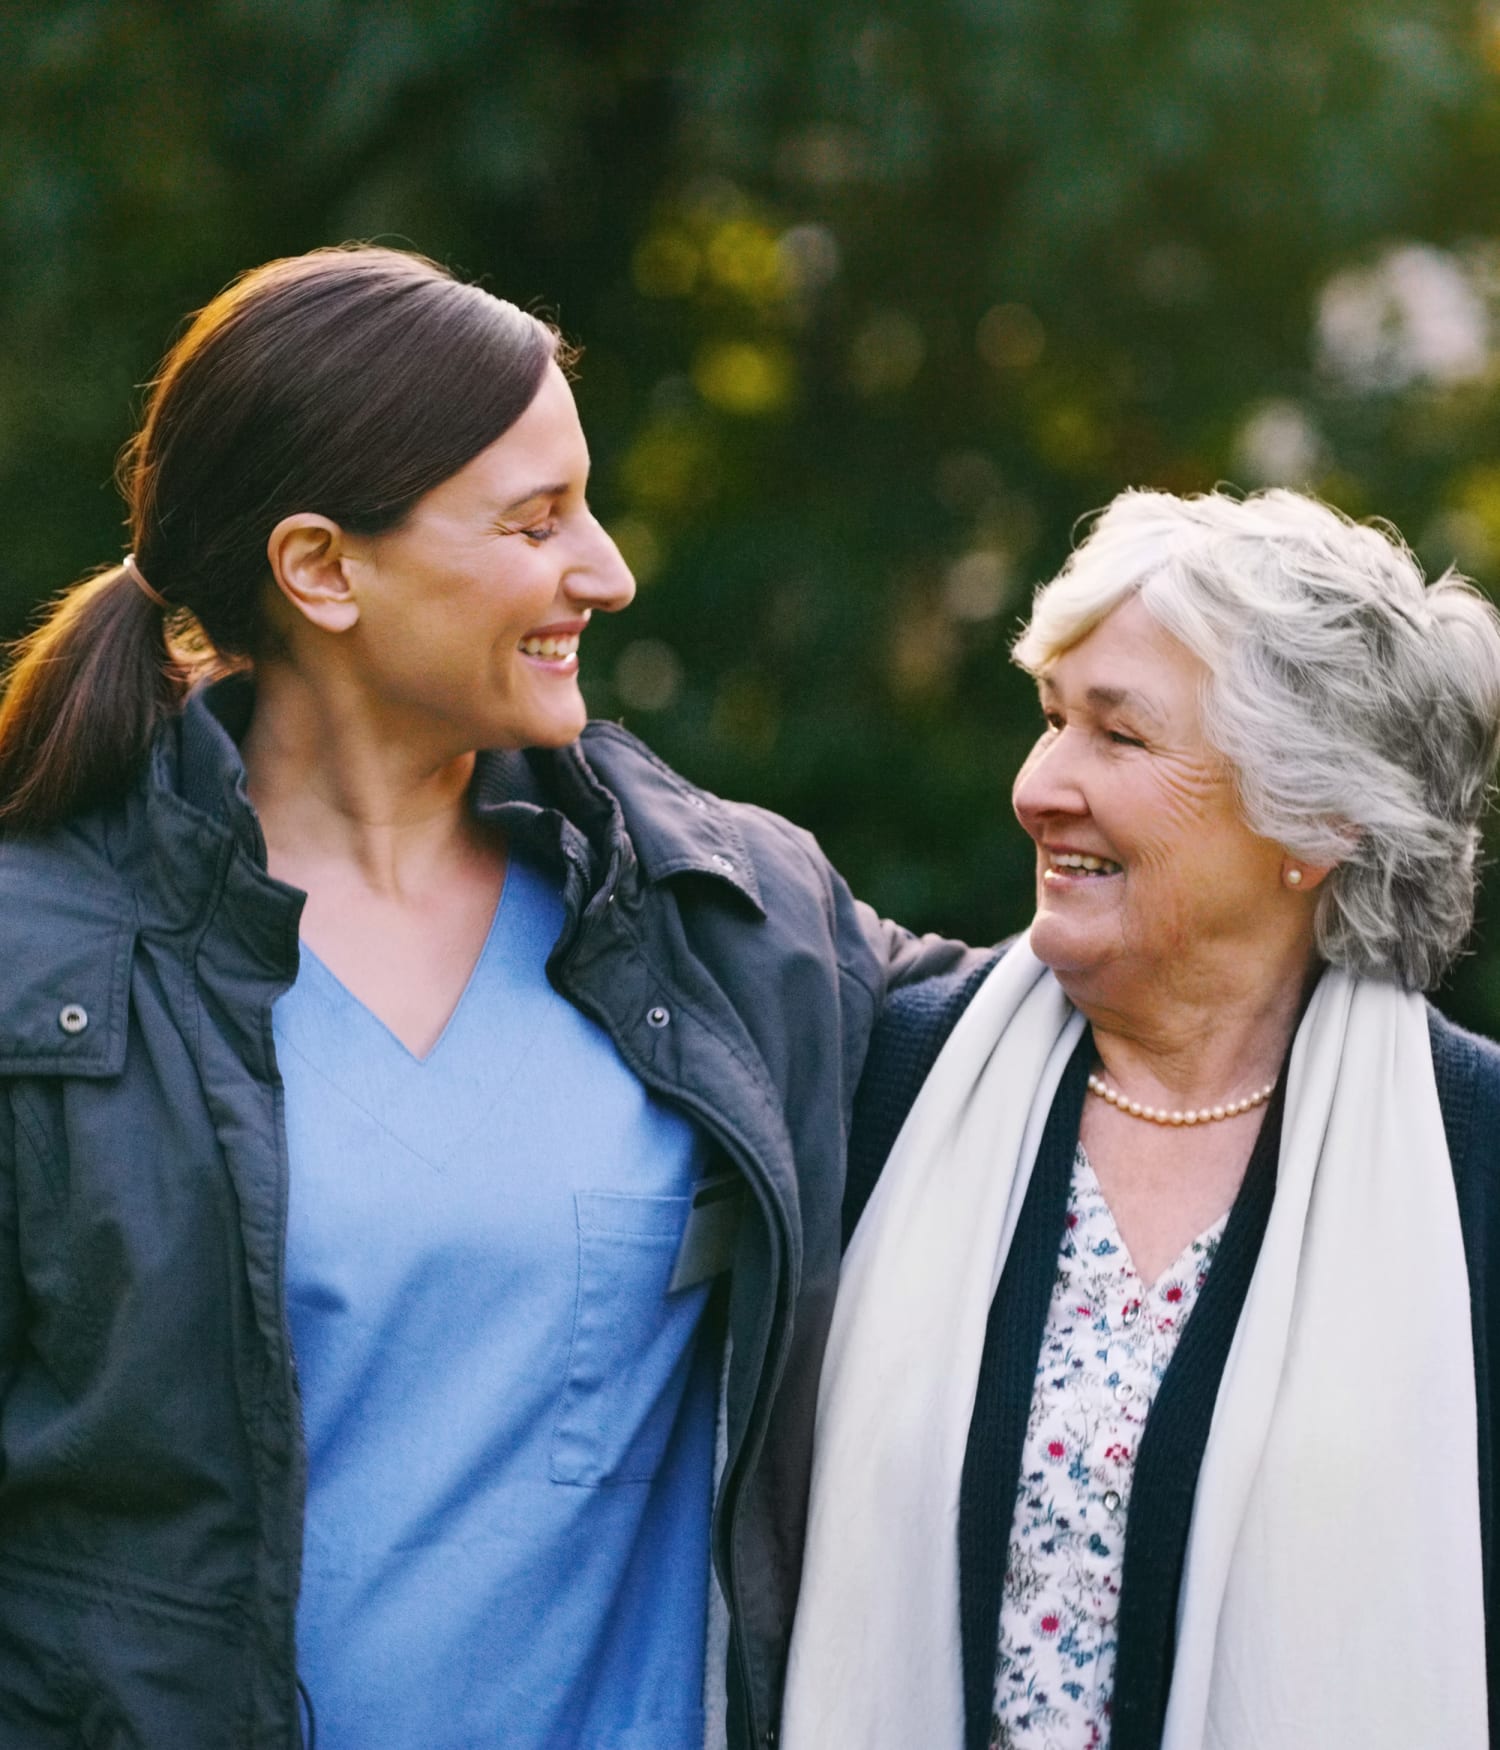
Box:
[0,678,970,1750]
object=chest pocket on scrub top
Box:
[550,1191,713,1486]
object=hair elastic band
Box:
[122,553,170,611]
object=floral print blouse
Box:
[990,1144,1227,1750]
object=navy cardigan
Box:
[844,954,1500,1750]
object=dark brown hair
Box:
[0,245,558,831]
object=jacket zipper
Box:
[556,959,795,1748]
[270,1047,312,1750]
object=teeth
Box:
[1050,852,1122,874]
[519,634,580,659]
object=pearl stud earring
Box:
[1285,867,1303,887]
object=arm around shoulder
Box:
[843,952,1003,1243]
[854,899,990,996]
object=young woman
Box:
[0,245,965,1750]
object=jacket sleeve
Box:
[853,899,991,995]
[724,785,986,997]
[0,1093,17,1416]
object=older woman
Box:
[781,489,1500,1750]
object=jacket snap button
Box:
[58,1003,89,1035]
[710,853,735,872]
[647,1005,671,1029]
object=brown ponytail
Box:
[0,244,557,834]
[0,566,192,829]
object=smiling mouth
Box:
[1043,851,1123,882]
[518,633,581,661]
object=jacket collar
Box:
[174,684,766,913]
[144,676,306,970]
[0,688,768,1073]
[567,722,766,915]
[0,676,300,1073]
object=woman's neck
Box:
[240,659,484,898]
[1061,943,1321,1111]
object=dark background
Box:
[5,0,1499,1032]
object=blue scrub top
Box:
[275,853,717,1750]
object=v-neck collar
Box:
[295,876,510,1068]
[1070,1143,1229,1300]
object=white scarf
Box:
[782,937,1487,1748]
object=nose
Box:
[1012,725,1087,838]
[565,514,637,615]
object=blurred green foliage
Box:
[4,0,1500,1030]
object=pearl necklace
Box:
[1087,1072,1276,1126]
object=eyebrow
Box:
[495,483,569,517]
[1039,678,1167,728]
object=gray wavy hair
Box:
[1013,488,1500,990]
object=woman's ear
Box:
[1283,822,1358,894]
[266,513,359,634]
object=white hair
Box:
[1013,488,1500,989]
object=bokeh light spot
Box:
[694,341,793,415]
[706,219,785,301]
[977,303,1045,371]
[943,549,1013,622]
[777,223,841,296]
[1233,400,1326,486]
[614,638,684,713]
[620,420,717,508]
[848,311,925,396]
[1318,245,1490,391]
[607,514,663,586]
[1032,401,1106,471]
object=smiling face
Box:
[1012,594,1295,1012]
[331,361,635,753]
